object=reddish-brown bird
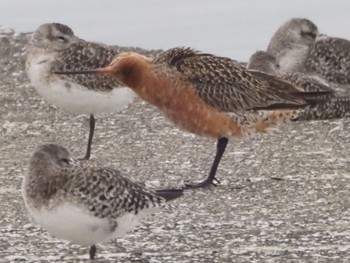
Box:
[55,47,330,188]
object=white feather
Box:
[25,201,161,246]
[26,53,135,115]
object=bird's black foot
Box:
[185,137,228,189]
[270,177,284,181]
[80,114,95,161]
[79,152,90,161]
[184,176,220,189]
[89,244,97,260]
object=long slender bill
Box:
[54,67,112,75]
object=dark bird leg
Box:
[89,244,97,260]
[82,114,95,160]
[185,137,228,189]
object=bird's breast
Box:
[141,77,243,138]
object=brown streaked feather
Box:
[250,70,334,104]
[154,48,322,113]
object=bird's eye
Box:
[61,158,70,165]
[301,31,316,39]
[56,36,66,42]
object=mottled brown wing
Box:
[52,41,122,91]
[156,48,309,112]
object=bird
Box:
[266,18,350,88]
[247,50,334,93]
[247,50,279,75]
[303,34,350,87]
[22,144,183,260]
[54,47,331,188]
[25,23,136,160]
[247,50,350,121]
[266,18,319,73]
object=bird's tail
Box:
[250,70,334,109]
[237,97,350,136]
[250,90,334,111]
[231,109,297,136]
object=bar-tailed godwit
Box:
[55,47,331,188]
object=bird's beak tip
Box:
[97,67,113,75]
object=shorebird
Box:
[23,144,183,259]
[266,18,319,73]
[267,18,350,88]
[54,47,330,188]
[248,50,350,120]
[303,34,350,86]
[25,23,135,160]
[247,51,335,93]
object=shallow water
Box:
[1,0,350,61]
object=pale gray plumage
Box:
[266,18,319,73]
[247,51,278,75]
[267,18,350,88]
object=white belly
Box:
[26,54,135,115]
[25,200,161,246]
[27,202,159,246]
[30,203,113,245]
[278,45,309,73]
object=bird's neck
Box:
[117,61,174,107]
[25,161,68,208]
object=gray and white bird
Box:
[266,18,350,89]
[22,144,183,259]
[25,23,136,160]
[266,18,319,73]
[247,50,350,120]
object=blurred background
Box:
[0,0,349,61]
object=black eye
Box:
[61,158,70,165]
[301,31,316,39]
